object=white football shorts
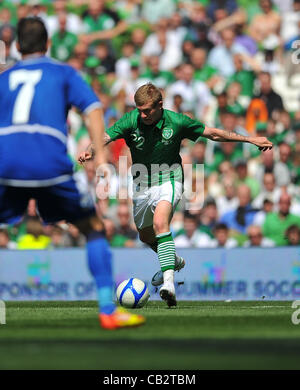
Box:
[132,180,183,230]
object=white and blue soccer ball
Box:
[116,278,150,308]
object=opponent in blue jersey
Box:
[0,17,145,330]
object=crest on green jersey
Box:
[162,127,173,140]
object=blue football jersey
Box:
[0,56,101,186]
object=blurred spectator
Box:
[206,0,239,23]
[0,229,17,249]
[181,37,195,63]
[130,27,147,59]
[227,53,255,100]
[226,82,245,115]
[207,28,248,78]
[97,93,118,129]
[27,0,48,24]
[174,212,213,248]
[115,204,137,240]
[74,159,97,202]
[46,0,84,36]
[278,142,293,171]
[139,55,175,89]
[253,197,274,226]
[111,62,141,110]
[17,217,51,250]
[219,106,247,138]
[165,63,211,119]
[262,192,300,245]
[193,22,214,53]
[115,41,138,80]
[48,224,85,248]
[255,148,291,187]
[220,184,259,235]
[50,11,78,62]
[252,172,281,208]
[285,224,300,245]
[245,97,268,134]
[190,47,220,89]
[211,222,238,248]
[191,141,206,168]
[141,0,176,24]
[199,197,219,238]
[216,177,239,216]
[248,0,281,45]
[103,218,135,247]
[243,225,275,247]
[213,91,228,128]
[90,41,116,75]
[234,159,260,200]
[114,0,142,24]
[278,109,293,135]
[207,141,244,174]
[49,225,67,248]
[0,23,15,47]
[171,94,184,113]
[281,0,300,45]
[168,11,187,45]
[64,224,86,247]
[255,72,284,117]
[16,4,29,21]
[83,0,120,33]
[141,18,182,71]
[0,3,15,27]
[72,42,89,71]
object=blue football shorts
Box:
[0,178,96,225]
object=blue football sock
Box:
[86,231,115,315]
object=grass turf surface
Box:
[0,300,299,370]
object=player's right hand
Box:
[251,137,273,152]
[78,151,92,165]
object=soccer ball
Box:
[116,278,150,308]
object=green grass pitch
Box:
[0,300,299,370]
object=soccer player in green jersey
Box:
[79,83,272,307]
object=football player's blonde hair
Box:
[134,83,162,107]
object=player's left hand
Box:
[250,137,273,152]
[78,151,93,165]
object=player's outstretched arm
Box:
[202,126,273,151]
[78,132,112,165]
[85,108,107,169]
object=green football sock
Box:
[156,232,176,272]
[148,240,182,266]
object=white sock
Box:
[163,269,174,284]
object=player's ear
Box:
[46,39,51,51]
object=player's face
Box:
[137,101,163,125]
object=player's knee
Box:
[153,219,169,235]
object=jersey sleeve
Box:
[65,65,101,113]
[106,112,132,141]
[180,114,205,142]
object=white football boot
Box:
[151,255,185,287]
[159,280,177,307]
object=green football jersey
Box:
[106,109,205,184]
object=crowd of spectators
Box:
[1,0,300,249]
